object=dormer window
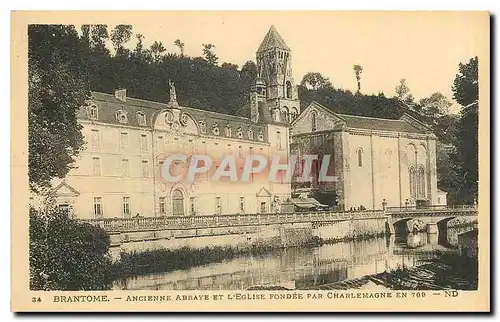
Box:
[136,112,146,126]
[88,104,98,120]
[257,130,264,142]
[247,129,254,140]
[199,121,206,134]
[116,110,128,124]
[225,124,232,137]
[212,123,220,136]
[237,127,243,139]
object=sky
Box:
[105,11,486,114]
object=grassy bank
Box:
[111,232,389,281]
[111,243,282,281]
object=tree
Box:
[395,78,414,104]
[419,92,453,118]
[451,57,479,204]
[174,39,185,56]
[134,33,145,55]
[81,24,109,53]
[28,25,88,192]
[110,24,133,54]
[149,41,166,63]
[30,208,113,290]
[202,43,218,65]
[353,65,363,93]
[300,72,333,91]
[241,60,257,80]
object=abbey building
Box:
[47,25,442,218]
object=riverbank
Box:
[110,232,387,282]
[302,251,478,291]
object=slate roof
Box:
[336,113,427,134]
[80,91,268,143]
[257,25,291,53]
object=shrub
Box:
[29,207,113,290]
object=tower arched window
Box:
[290,107,298,121]
[286,81,292,99]
[281,107,289,123]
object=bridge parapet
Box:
[386,206,478,219]
[81,210,386,233]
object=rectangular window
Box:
[137,113,146,126]
[158,136,164,153]
[238,146,243,159]
[120,132,129,150]
[239,197,245,214]
[92,157,101,176]
[122,197,130,217]
[216,197,222,215]
[140,134,148,152]
[159,197,166,214]
[277,131,282,150]
[260,202,267,214]
[142,160,149,178]
[121,159,130,177]
[91,129,99,149]
[190,197,196,216]
[93,197,102,217]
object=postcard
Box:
[11,10,490,312]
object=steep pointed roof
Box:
[257,25,291,53]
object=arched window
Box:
[281,106,289,123]
[290,107,298,121]
[286,81,292,99]
[311,111,317,132]
[409,166,416,198]
[357,148,363,167]
[88,104,98,120]
[417,166,426,198]
[172,189,184,216]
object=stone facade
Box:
[291,101,439,210]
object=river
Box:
[113,226,473,291]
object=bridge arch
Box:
[436,217,456,233]
[393,218,413,236]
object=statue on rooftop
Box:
[168,79,178,106]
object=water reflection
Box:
[113,226,472,291]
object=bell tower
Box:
[250,25,300,124]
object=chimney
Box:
[115,88,127,102]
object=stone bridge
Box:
[80,206,478,259]
[385,206,478,236]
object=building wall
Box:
[53,120,155,219]
[341,132,437,210]
[54,107,292,219]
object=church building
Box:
[290,101,440,210]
